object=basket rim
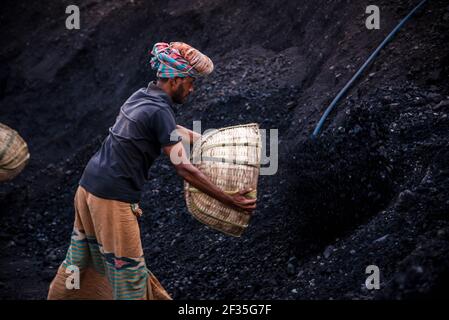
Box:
[191,123,260,164]
[199,123,260,146]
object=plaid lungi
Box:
[47,186,171,300]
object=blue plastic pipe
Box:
[312,0,429,138]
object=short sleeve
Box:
[151,108,182,147]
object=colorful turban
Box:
[150,42,214,78]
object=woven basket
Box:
[0,123,30,182]
[185,123,262,237]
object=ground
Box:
[0,0,448,299]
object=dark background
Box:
[0,0,448,299]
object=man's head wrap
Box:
[150,42,214,79]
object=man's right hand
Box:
[228,188,257,215]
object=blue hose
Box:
[312,0,429,138]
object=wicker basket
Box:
[185,123,262,237]
[0,123,30,182]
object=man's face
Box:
[171,77,195,104]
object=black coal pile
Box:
[286,104,396,258]
[284,82,449,299]
[0,0,448,299]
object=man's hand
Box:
[228,188,257,215]
[162,142,257,215]
[176,125,201,145]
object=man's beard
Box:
[172,85,187,104]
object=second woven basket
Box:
[0,123,30,182]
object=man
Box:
[47,42,256,300]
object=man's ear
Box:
[166,78,173,88]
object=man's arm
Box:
[163,141,256,214]
[176,125,201,145]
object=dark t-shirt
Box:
[79,82,182,203]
